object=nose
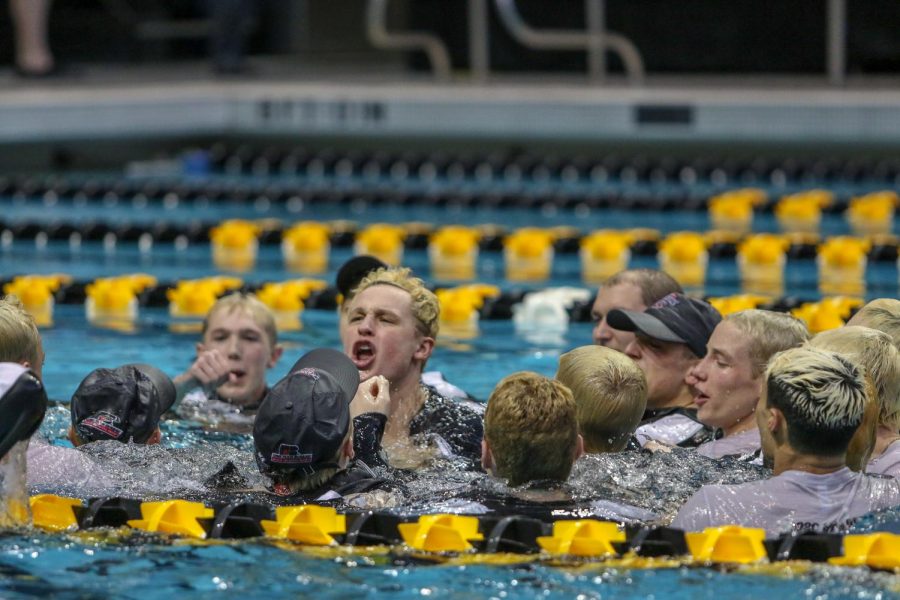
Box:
[688,358,707,383]
[357,313,375,335]
[226,335,241,358]
[592,318,612,345]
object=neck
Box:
[872,425,900,460]
[723,413,757,438]
[650,386,694,411]
[384,373,425,440]
[773,446,846,476]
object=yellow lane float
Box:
[685,526,767,564]
[658,231,708,288]
[580,230,632,284]
[355,223,406,267]
[846,191,897,237]
[708,188,765,233]
[167,277,243,319]
[737,233,789,294]
[817,236,870,296]
[127,500,214,539]
[30,494,82,531]
[829,533,900,569]
[210,219,261,272]
[2,273,71,327]
[261,505,346,545]
[504,228,555,281]
[255,279,327,331]
[537,520,625,557]
[282,221,331,274]
[398,514,484,553]
[775,190,833,233]
[429,226,481,281]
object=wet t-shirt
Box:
[634,407,715,448]
[867,439,900,478]
[671,467,900,536]
[409,385,484,467]
[696,428,761,460]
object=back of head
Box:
[603,269,683,305]
[70,363,176,444]
[808,326,900,429]
[556,345,647,452]
[765,346,867,457]
[353,267,440,338]
[0,296,41,369]
[253,348,359,490]
[484,371,578,486]
[202,292,278,347]
[725,309,810,377]
[847,298,900,350]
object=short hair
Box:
[725,309,810,377]
[484,371,578,486]
[556,345,647,452]
[809,326,900,430]
[0,295,41,368]
[351,267,439,339]
[848,299,900,350]
[765,346,867,456]
[602,269,683,306]
[202,292,278,348]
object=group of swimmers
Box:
[2,257,900,537]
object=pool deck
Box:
[2,58,900,147]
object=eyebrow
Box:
[710,347,733,362]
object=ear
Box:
[481,439,493,474]
[767,406,785,437]
[147,428,162,445]
[267,344,284,369]
[67,425,82,448]
[413,336,435,363]
[573,434,585,461]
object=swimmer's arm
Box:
[350,376,391,468]
[173,349,230,404]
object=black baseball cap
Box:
[0,363,48,460]
[254,348,360,477]
[71,363,176,444]
[336,255,387,298]
[607,293,722,358]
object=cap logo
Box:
[295,368,320,381]
[81,411,124,439]
[651,293,682,309]
[270,443,314,464]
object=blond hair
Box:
[809,326,900,429]
[765,346,867,455]
[726,309,810,377]
[484,371,578,486]
[0,295,41,367]
[202,292,278,348]
[848,299,900,350]
[556,345,646,452]
[603,269,683,306]
[352,267,439,338]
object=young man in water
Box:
[607,293,721,447]
[174,292,283,430]
[689,310,809,459]
[340,267,483,468]
[591,269,683,352]
[672,346,900,536]
[68,363,176,447]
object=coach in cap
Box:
[607,292,721,448]
[69,364,176,446]
[253,348,398,502]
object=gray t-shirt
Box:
[867,439,900,478]
[696,428,761,459]
[671,467,900,536]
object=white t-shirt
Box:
[696,428,761,459]
[671,467,900,536]
[635,414,706,447]
[867,439,900,478]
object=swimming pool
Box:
[4,162,900,597]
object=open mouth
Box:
[227,369,246,383]
[693,392,709,407]
[351,340,376,370]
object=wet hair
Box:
[726,310,810,377]
[848,298,900,350]
[0,296,41,369]
[602,269,683,306]
[201,292,278,348]
[556,345,647,452]
[765,346,867,456]
[484,371,578,486]
[351,267,439,339]
[809,326,900,430]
